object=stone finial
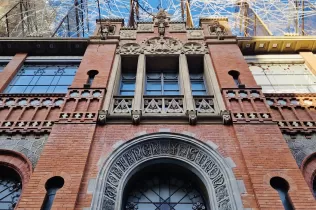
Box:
[154,9,170,36]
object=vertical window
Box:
[0,166,22,210]
[119,56,138,96]
[187,56,207,95]
[145,56,179,96]
[249,63,316,93]
[313,176,316,198]
[120,73,136,95]
[4,64,78,94]
[270,177,294,210]
[41,176,64,210]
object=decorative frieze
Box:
[169,23,186,32]
[137,23,154,32]
[143,97,184,114]
[112,98,133,114]
[223,89,272,123]
[265,93,316,132]
[116,38,209,55]
[195,97,216,114]
[187,30,205,40]
[119,30,136,40]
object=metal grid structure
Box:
[0,0,316,37]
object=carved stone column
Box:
[98,54,121,124]
[179,54,197,125]
[132,54,145,124]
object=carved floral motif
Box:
[116,43,143,55]
[182,42,207,54]
[143,36,182,54]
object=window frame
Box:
[4,56,82,94]
[145,71,180,96]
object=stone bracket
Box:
[97,110,107,125]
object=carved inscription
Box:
[102,139,232,210]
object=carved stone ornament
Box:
[91,133,243,210]
[182,42,208,54]
[116,43,143,55]
[97,110,107,125]
[170,23,186,32]
[142,36,182,54]
[221,110,232,125]
[188,110,197,125]
[137,24,154,32]
[208,20,227,40]
[187,30,204,39]
[120,30,136,40]
[131,110,141,125]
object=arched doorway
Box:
[123,163,207,210]
[91,133,243,210]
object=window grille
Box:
[4,64,78,94]
[249,63,316,93]
[125,174,206,210]
[0,166,22,210]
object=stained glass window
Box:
[4,64,78,94]
[0,166,22,210]
[146,72,179,95]
[124,165,206,210]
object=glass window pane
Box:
[192,91,207,95]
[164,91,179,95]
[13,76,33,85]
[31,86,49,93]
[146,91,162,95]
[37,76,55,85]
[147,82,162,91]
[6,86,27,93]
[191,82,205,91]
[120,91,135,96]
[164,81,179,91]
[57,76,74,85]
[53,86,68,93]
[121,82,135,91]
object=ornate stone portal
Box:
[91,133,243,210]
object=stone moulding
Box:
[116,37,208,55]
[90,133,244,210]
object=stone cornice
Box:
[238,36,316,54]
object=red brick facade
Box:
[0,17,315,210]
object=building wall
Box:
[0,16,315,210]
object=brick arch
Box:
[0,149,32,208]
[301,152,316,196]
[0,149,32,185]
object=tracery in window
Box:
[124,164,207,210]
[249,63,316,93]
[4,64,78,94]
[0,166,22,210]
